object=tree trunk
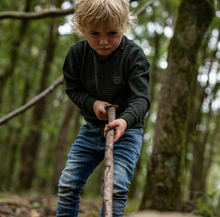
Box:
[128,31,162,199]
[18,21,58,190]
[53,101,76,190]
[184,32,210,176]
[201,114,220,194]
[140,0,214,211]
[189,28,220,200]
[0,0,31,108]
[5,46,33,190]
[0,0,32,188]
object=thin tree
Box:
[189,24,220,199]
[53,101,76,190]
[0,0,31,108]
[0,0,32,190]
[128,14,163,199]
[18,20,59,189]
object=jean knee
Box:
[58,185,81,200]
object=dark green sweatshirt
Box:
[63,35,151,128]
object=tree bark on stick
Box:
[103,105,117,217]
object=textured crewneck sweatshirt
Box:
[63,35,151,128]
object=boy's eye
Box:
[91,32,99,35]
[109,32,117,35]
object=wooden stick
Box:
[103,105,117,217]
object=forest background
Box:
[0,0,220,216]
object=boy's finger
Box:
[104,125,108,138]
[101,108,108,115]
[106,121,118,130]
[114,131,120,143]
[104,123,114,137]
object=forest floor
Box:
[0,192,203,217]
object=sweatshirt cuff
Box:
[118,113,136,129]
[84,96,98,113]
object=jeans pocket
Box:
[80,122,92,132]
[122,128,143,155]
[79,122,102,137]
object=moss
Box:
[169,0,215,71]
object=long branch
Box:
[134,0,155,17]
[0,7,75,20]
[0,0,154,20]
[0,75,64,125]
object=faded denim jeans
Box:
[56,122,143,217]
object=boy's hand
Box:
[104,119,127,143]
[93,100,111,121]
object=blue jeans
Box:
[57,122,143,217]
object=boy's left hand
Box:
[104,119,128,143]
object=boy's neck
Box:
[95,52,109,60]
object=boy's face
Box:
[83,25,123,60]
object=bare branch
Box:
[0,0,154,20]
[0,75,64,125]
[135,0,155,17]
[0,7,75,20]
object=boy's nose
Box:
[100,37,108,45]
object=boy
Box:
[57,0,151,216]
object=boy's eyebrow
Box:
[89,29,99,32]
[89,30,118,33]
[88,29,118,32]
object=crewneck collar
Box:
[91,35,126,64]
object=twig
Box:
[0,7,75,20]
[0,75,64,125]
[134,0,155,17]
[103,105,117,217]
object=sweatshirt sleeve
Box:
[63,45,98,112]
[119,48,151,127]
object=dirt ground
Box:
[125,210,202,217]
[0,193,202,217]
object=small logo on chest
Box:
[113,76,121,85]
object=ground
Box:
[0,193,203,217]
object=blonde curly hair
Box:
[71,0,136,35]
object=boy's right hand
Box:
[93,100,111,121]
